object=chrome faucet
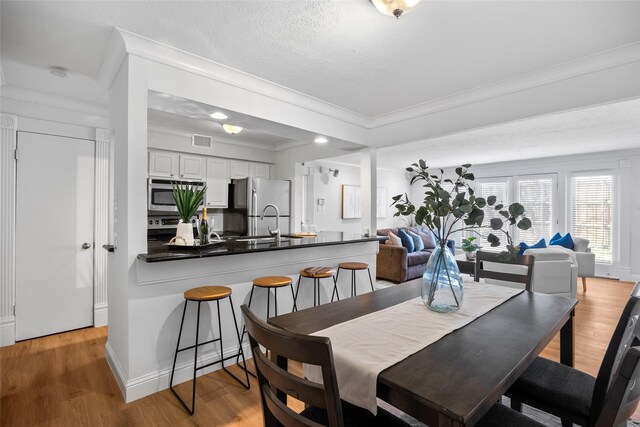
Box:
[260,204,281,244]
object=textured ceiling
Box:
[371,99,640,169]
[2,1,640,116]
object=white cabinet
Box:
[229,160,250,179]
[229,160,270,179]
[179,154,206,180]
[148,150,206,180]
[253,162,270,179]
[205,158,229,208]
[148,151,179,178]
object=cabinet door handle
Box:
[170,174,174,177]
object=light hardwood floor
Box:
[1,278,637,426]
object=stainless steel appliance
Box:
[224,178,291,236]
[147,215,199,230]
[148,178,206,212]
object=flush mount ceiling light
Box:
[371,0,421,18]
[222,124,243,135]
[314,136,328,144]
[210,112,228,120]
[49,66,71,78]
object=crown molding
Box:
[369,41,640,129]
[0,85,109,119]
[98,28,128,91]
[99,29,640,148]
[100,28,370,129]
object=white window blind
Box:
[464,179,512,249]
[570,175,613,264]
[515,177,554,245]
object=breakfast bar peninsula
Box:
[108,232,378,402]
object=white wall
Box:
[148,126,276,164]
[407,149,640,282]
[306,159,409,233]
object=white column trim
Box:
[94,128,111,327]
[0,114,17,346]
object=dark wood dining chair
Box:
[507,282,640,427]
[474,251,535,291]
[240,305,546,427]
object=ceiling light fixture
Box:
[371,0,421,18]
[222,124,243,135]
[210,112,228,120]
[314,136,328,144]
[49,66,71,78]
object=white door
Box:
[15,132,95,340]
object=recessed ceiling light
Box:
[222,124,243,135]
[210,112,228,120]
[314,137,328,144]
[49,66,70,78]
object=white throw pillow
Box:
[572,237,590,253]
[386,231,402,246]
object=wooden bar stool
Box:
[237,276,296,371]
[293,267,340,310]
[169,286,250,415]
[336,262,375,298]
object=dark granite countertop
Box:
[139,231,378,263]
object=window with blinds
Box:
[462,179,512,249]
[570,175,613,264]
[515,176,554,245]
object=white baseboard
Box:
[105,341,127,400]
[0,317,15,347]
[122,342,252,403]
[94,303,108,327]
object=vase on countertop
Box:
[175,220,194,246]
[422,243,464,313]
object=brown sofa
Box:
[376,227,455,283]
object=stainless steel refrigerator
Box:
[223,177,291,236]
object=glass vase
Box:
[422,244,464,313]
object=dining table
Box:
[269,279,577,427]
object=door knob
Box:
[82,242,92,249]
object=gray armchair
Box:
[573,236,596,292]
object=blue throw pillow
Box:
[549,232,562,244]
[517,238,547,255]
[397,229,415,253]
[407,231,424,251]
[550,233,574,250]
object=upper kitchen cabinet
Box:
[229,160,250,179]
[148,150,179,178]
[205,158,229,208]
[179,154,206,180]
[229,160,270,179]
[148,150,206,180]
[253,162,270,179]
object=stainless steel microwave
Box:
[147,178,206,212]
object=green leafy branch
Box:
[172,182,207,223]
[392,160,531,257]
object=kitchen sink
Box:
[228,236,291,244]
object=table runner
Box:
[303,281,523,414]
